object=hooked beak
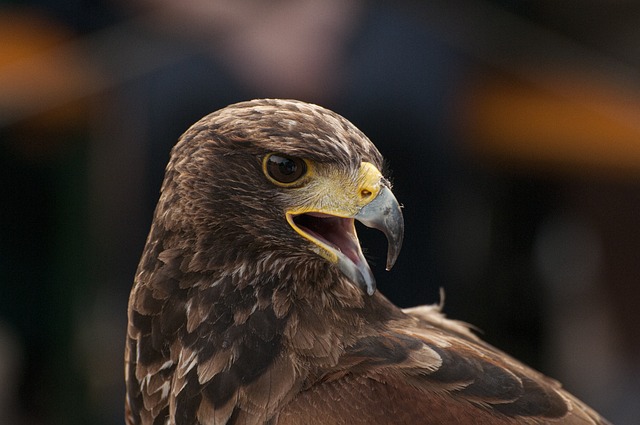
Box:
[338,185,404,295]
[286,163,404,296]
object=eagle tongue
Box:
[324,217,376,295]
[294,214,376,294]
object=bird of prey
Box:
[125,99,610,425]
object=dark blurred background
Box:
[1,0,639,423]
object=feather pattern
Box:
[126,99,610,425]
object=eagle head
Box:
[153,98,403,295]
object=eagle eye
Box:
[264,154,308,185]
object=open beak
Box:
[286,163,404,295]
[337,185,403,295]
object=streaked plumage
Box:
[125,99,610,424]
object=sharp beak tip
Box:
[349,185,404,290]
[317,183,404,297]
[356,186,404,272]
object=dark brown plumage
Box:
[125,99,610,425]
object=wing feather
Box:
[278,303,610,425]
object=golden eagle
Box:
[125,99,609,424]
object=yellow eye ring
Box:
[262,153,309,186]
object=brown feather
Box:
[125,99,610,425]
